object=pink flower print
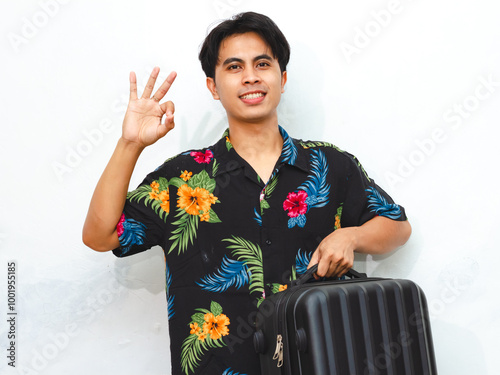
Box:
[283,190,308,218]
[117,213,126,237]
[190,149,214,164]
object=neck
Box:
[228,122,283,160]
[227,120,283,183]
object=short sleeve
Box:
[112,172,169,258]
[341,153,407,227]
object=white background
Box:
[1,0,499,374]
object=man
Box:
[83,12,411,375]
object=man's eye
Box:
[228,65,240,70]
[257,62,270,67]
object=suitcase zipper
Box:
[272,289,289,369]
[273,334,284,367]
[272,282,305,371]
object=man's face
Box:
[206,32,287,126]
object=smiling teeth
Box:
[241,92,264,99]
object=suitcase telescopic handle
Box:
[292,264,367,286]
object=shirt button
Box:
[265,239,272,245]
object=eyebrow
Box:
[221,54,274,67]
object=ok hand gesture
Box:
[121,67,177,148]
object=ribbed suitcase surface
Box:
[254,266,437,375]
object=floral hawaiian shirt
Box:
[112,125,407,375]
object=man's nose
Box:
[242,67,261,84]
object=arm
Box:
[82,67,177,252]
[308,216,412,278]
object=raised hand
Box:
[121,67,177,148]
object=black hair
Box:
[199,12,290,79]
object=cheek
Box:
[214,78,235,99]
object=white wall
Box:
[1,0,499,374]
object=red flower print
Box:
[283,190,308,218]
[117,213,125,237]
[191,149,214,164]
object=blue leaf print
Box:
[288,214,307,228]
[295,249,313,275]
[197,255,250,293]
[299,149,330,209]
[253,207,262,226]
[366,186,402,219]
[279,126,298,165]
[118,217,147,254]
[165,262,175,319]
[222,369,247,375]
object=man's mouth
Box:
[240,92,265,100]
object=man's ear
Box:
[281,71,287,93]
[206,77,220,100]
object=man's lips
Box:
[239,91,266,99]
[239,91,266,103]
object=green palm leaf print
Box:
[223,236,264,298]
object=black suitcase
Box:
[253,265,437,374]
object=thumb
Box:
[158,117,175,139]
[307,250,321,280]
[307,249,319,269]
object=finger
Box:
[129,71,138,100]
[160,100,175,117]
[141,66,160,99]
[158,116,175,139]
[307,250,319,269]
[329,264,342,278]
[153,71,177,102]
[333,257,353,278]
[162,101,175,130]
[307,250,321,279]
[317,258,331,278]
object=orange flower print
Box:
[159,190,169,201]
[147,182,170,213]
[160,201,169,213]
[127,178,170,223]
[334,215,341,230]
[177,184,215,216]
[160,190,170,213]
[181,301,228,373]
[199,212,210,222]
[278,284,288,292]
[190,322,201,335]
[208,193,217,204]
[334,204,343,230]
[180,170,193,181]
[202,312,230,341]
[197,332,207,342]
[150,181,160,192]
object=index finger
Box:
[129,71,138,100]
[152,71,177,102]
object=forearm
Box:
[353,216,412,255]
[82,138,144,251]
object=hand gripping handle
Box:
[292,264,367,287]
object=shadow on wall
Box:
[353,215,424,280]
[432,320,486,374]
[113,246,167,295]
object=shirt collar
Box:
[212,125,310,177]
